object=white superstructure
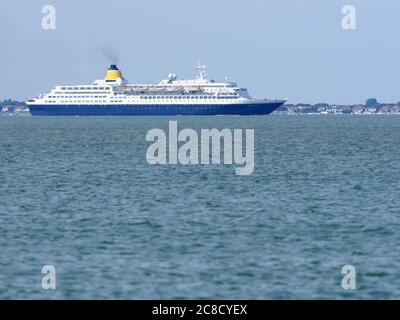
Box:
[28,63,275,106]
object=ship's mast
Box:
[196,60,207,80]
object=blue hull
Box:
[28,102,284,116]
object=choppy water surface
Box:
[0,115,399,299]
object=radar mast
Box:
[196,60,207,80]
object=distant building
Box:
[364,107,377,114]
[378,104,398,113]
[390,105,400,113]
[352,105,365,114]
[337,105,352,114]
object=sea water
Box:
[0,115,399,299]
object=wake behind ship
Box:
[27,64,286,116]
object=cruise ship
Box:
[27,63,286,116]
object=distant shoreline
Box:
[276,101,400,115]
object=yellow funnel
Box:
[104,64,123,80]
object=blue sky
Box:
[1,0,399,104]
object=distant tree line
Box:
[365,98,400,107]
[0,99,26,106]
[365,98,381,108]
